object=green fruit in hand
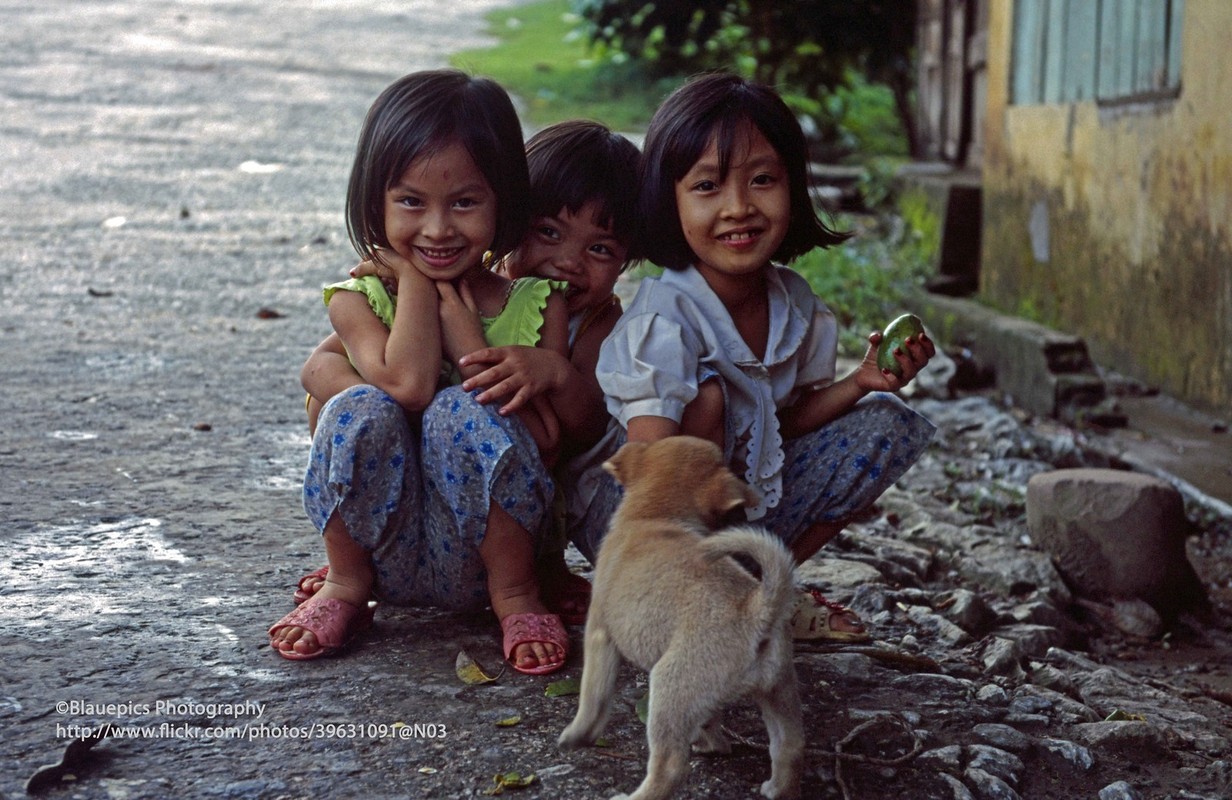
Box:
[876,313,925,376]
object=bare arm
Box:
[329,263,441,412]
[779,329,934,439]
[301,332,361,401]
[626,414,680,443]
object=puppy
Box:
[559,436,804,800]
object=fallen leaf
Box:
[456,650,501,685]
[544,677,580,697]
[484,772,537,795]
[1104,709,1146,722]
[635,691,649,724]
[495,716,521,727]
[417,767,437,774]
[256,307,285,319]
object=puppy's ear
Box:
[603,441,649,487]
[701,471,759,528]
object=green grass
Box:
[791,215,933,357]
[449,0,674,131]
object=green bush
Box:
[450,0,673,130]
[791,215,932,357]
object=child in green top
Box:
[286,113,641,665]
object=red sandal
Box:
[292,565,329,605]
[501,612,569,675]
[268,594,375,660]
[790,589,871,642]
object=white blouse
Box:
[597,264,838,517]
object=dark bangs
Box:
[525,120,641,262]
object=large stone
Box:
[1026,469,1205,614]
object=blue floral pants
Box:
[564,392,936,564]
[303,385,554,612]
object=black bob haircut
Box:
[525,120,642,266]
[638,72,849,270]
[345,69,530,265]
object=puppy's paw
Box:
[760,778,800,799]
[557,725,590,751]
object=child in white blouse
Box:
[570,73,937,641]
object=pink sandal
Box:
[501,613,569,675]
[292,565,330,605]
[268,595,374,661]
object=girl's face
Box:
[673,123,790,283]
[383,142,496,282]
[513,200,626,315]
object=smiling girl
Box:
[570,73,939,641]
[269,70,570,673]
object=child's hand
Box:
[518,394,562,466]
[436,280,485,364]
[855,329,936,392]
[458,346,570,415]
[350,257,399,293]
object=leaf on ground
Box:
[456,650,502,685]
[544,677,581,697]
[495,716,522,727]
[484,772,537,795]
[1104,709,1147,722]
[635,691,649,724]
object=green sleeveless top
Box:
[323,275,566,379]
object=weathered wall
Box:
[982,0,1232,414]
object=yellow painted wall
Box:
[982,0,1232,413]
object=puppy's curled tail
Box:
[698,525,797,631]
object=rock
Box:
[937,772,977,800]
[956,543,1073,604]
[815,652,879,683]
[967,744,1024,784]
[964,766,1021,799]
[905,604,974,646]
[989,623,1066,658]
[981,637,1025,678]
[1008,598,1070,630]
[863,533,937,578]
[972,723,1034,753]
[1039,737,1096,771]
[796,557,886,603]
[1012,685,1100,724]
[1026,663,1079,697]
[1026,469,1205,614]
[1070,721,1172,761]
[1097,780,1142,800]
[918,744,965,771]
[977,684,1011,705]
[940,588,996,635]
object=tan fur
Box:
[559,437,804,800]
